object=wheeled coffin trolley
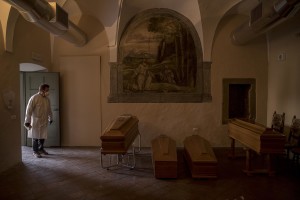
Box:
[151,135,177,179]
[184,135,218,178]
[100,114,141,169]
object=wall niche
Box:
[108,8,211,103]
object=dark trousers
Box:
[32,139,45,153]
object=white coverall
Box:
[24,93,53,139]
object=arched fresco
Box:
[108,8,212,103]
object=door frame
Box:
[222,78,256,124]
[20,64,48,146]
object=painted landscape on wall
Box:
[119,14,197,93]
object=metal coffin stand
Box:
[100,115,141,169]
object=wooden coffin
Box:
[151,135,177,179]
[100,115,139,154]
[184,135,218,178]
[228,118,286,154]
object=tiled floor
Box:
[0,146,300,200]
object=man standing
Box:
[24,84,53,158]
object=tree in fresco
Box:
[148,17,197,88]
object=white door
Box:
[24,72,60,147]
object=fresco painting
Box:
[120,15,197,93]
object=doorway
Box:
[222,78,256,124]
[20,63,60,147]
[20,63,47,146]
[229,84,251,119]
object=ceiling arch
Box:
[4,7,19,53]
[19,63,47,72]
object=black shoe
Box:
[39,149,49,155]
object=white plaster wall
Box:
[1,0,299,174]
[198,0,242,61]
[0,53,21,173]
[51,9,108,146]
[0,8,52,173]
[101,0,229,147]
[50,0,270,148]
[267,14,300,130]
[13,17,52,68]
[59,56,101,146]
[211,14,268,146]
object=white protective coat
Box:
[25,93,53,139]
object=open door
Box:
[23,72,60,147]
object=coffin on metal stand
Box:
[100,115,141,169]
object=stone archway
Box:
[109,8,211,103]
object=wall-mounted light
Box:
[2,90,15,109]
[277,52,286,61]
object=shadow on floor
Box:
[0,146,300,200]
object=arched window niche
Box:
[108,8,212,103]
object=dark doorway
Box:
[222,78,256,124]
[229,84,251,119]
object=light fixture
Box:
[2,90,15,109]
